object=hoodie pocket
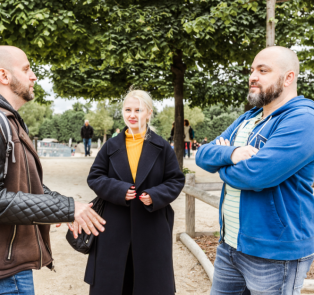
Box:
[242,189,286,240]
[270,191,286,230]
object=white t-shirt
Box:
[184,126,191,142]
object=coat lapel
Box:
[135,132,163,189]
[109,147,134,184]
[108,129,134,184]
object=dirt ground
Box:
[33,157,220,295]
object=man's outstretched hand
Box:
[216,137,259,165]
[56,201,106,239]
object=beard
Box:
[247,76,284,108]
[9,75,34,102]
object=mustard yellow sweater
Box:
[125,129,146,182]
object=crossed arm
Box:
[196,110,314,191]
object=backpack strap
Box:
[0,111,15,178]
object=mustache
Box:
[249,82,262,88]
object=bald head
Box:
[0,46,28,73]
[255,46,299,81]
[248,46,299,109]
[0,46,37,109]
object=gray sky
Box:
[38,77,174,114]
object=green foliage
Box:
[38,109,85,142]
[194,104,243,142]
[42,0,313,106]
[184,106,205,127]
[39,115,62,140]
[86,101,114,141]
[0,0,308,105]
[154,105,204,139]
[154,106,174,139]
[182,167,195,176]
[213,231,220,238]
[58,110,85,142]
[33,83,51,105]
[107,102,126,135]
[18,100,53,138]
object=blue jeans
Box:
[83,138,92,156]
[0,270,34,295]
[211,242,314,295]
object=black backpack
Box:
[0,111,15,178]
[189,126,195,140]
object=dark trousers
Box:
[184,142,190,158]
[83,138,91,156]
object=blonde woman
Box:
[83,90,185,295]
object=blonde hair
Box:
[123,89,154,139]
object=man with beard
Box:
[0,46,106,294]
[196,46,314,294]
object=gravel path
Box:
[33,157,220,295]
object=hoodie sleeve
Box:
[195,114,245,173]
[219,109,314,190]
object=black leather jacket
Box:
[81,125,94,139]
[0,96,74,225]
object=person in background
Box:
[184,119,193,158]
[201,137,208,145]
[112,128,120,138]
[191,139,199,156]
[81,119,94,157]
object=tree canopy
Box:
[1,0,313,168]
[154,105,204,140]
[18,99,53,138]
[86,101,114,142]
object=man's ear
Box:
[0,68,9,85]
[284,70,296,87]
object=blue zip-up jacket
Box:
[196,96,314,260]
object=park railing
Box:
[179,173,223,283]
[182,173,222,238]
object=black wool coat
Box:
[84,128,185,295]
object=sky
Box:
[37,77,175,114]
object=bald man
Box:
[0,46,105,294]
[196,46,314,294]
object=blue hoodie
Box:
[196,96,314,260]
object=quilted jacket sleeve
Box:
[0,139,75,225]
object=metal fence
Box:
[35,141,72,157]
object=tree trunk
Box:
[244,1,276,114]
[171,50,186,171]
[103,130,107,143]
[266,0,276,47]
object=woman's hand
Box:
[139,192,153,206]
[125,186,136,201]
